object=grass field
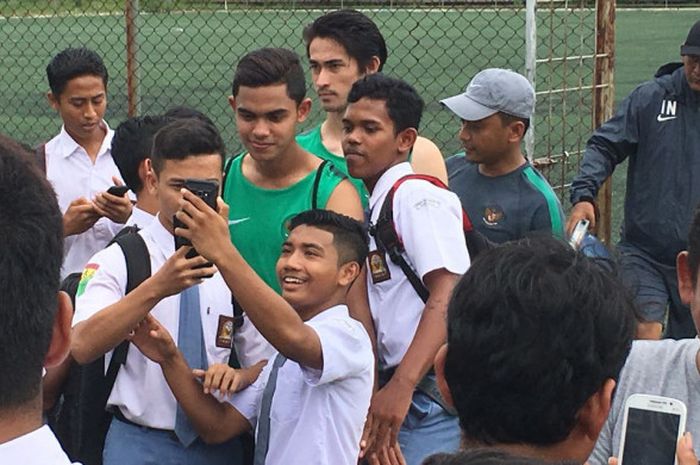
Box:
[0,6,694,239]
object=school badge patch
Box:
[76,263,100,297]
[368,250,391,284]
[216,315,235,349]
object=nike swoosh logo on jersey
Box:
[657,114,677,122]
[228,217,251,225]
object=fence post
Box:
[524,0,537,162]
[593,0,615,243]
[126,0,141,117]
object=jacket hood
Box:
[654,61,699,103]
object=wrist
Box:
[160,348,184,369]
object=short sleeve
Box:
[394,182,470,279]
[72,243,127,327]
[301,317,373,387]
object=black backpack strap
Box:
[311,160,330,210]
[370,175,431,303]
[221,155,236,194]
[34,144,46,174]
[102,231,151,404]
[227,295,245,369]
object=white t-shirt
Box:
[73,216,274,429]
[45,124,124,278]
[229,305,374,465]
[367,162,470,369]
[0,425,80,464]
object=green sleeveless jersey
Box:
[297,125,369,208]
[223,154,345,293]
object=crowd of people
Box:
[0,9,699,465]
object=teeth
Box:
[284,277,304,284]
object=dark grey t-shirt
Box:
[446,154,565,243]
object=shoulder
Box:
[411,136,447,183]
[395,176,461,209]
[619,339,699,391]
[520,165,558,200]
[296,125,320,144]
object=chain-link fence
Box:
[0,0,615,231]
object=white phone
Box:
[619,394,687,465]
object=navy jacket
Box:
[570,63,700,265]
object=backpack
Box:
[369,174,494,303]
[49,227,150,465]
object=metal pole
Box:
[126,0,141,117]
[524,0,536,162]
[593,0,615,243]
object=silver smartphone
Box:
[619,394,687,465]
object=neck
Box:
[134,192,159,216]
[490,439,588,464]
[0,401,43,445]
[246,142,317,188]
[319,112,346,157]
[66,125,106,163]
[365,157,408,194]
[297,296,345,322]
[478,148,526,177]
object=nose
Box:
[84,102,97,120]
[252,119,271,139]
[343,126,361,146]
[458,123,470,143]
[316,67,331,88]
[283,250,303,270]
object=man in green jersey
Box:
[298,10,448,205]
[223,48,370,362]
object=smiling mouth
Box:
[281,276,307,287]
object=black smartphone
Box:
[174,178,219,256]
[106,185,129,197]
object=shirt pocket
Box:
[269,365,303,425]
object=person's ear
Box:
[138,158,152,187]
[338,261,361,287]
[434,344,455,410]
[228,95,237,112]
[364,56,381,75]
[678,251,695,306]
[47,91,59,111]
[145,159,158,196]
[578,378,616,441]
[507,121,526,143]
[297,98,313,123]
[44,291,73,369]
[397,127,418,156]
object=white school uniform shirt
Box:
[73,215,271,429]
[228,305,374,465]
[367,162,470,369]
[0,425,80,465]
[124,205,156,229]
[45,124,125,279]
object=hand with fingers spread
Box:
[174,189,231,265]
[193,359,267,397]
[94,178,133,224]
[129,314,178,365]
[360,378,414,460]
[147,245,217,299]
[63,197,101,236]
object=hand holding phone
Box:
[174,179,219,276]
[106,185,130,197]
[619,394,687,465]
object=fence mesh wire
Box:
[0,0,607,207]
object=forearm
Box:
[161,352,249,444]
[71,281,162,364]
[215,246,320,367]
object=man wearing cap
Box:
[441,68,565,244]
[568,20,700,340]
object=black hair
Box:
[231,48,306,105]
[46,47,108,97]
[303,10,388,72]
[445,235,636,446]
[111,115,173,194]
[498,113,531,135]
[151,118,225,174]
[688,205,700,284]
[0,134,64,410]
[423,449,580,465]
[163,106,216,127]
[347,73,424,134]
[288,209,369,266]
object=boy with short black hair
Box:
[111,114,172,228]
[44,47,132,278]
[341,73,469,465]
[130,208,374,465]
[71,118,245,465]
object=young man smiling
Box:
[342,73,469,465]
[299,10,447,205]
[44,47,132,278]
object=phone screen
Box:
[622,407,680,465]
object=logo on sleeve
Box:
[657,99,677,122]
[76,263,100,297]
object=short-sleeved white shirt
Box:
[367,162,470,369]
[0,425,80,464]
[229,305,374,465]
[73,216,273,429]
[45,124,125,278]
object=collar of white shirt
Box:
[368,162,413,212]
[55,121,114,160]
[145,214,176,260]
[0,425,78,465]
[306,304,349,323]
[127,205,156,229]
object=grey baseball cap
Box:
[440,68,535,121]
